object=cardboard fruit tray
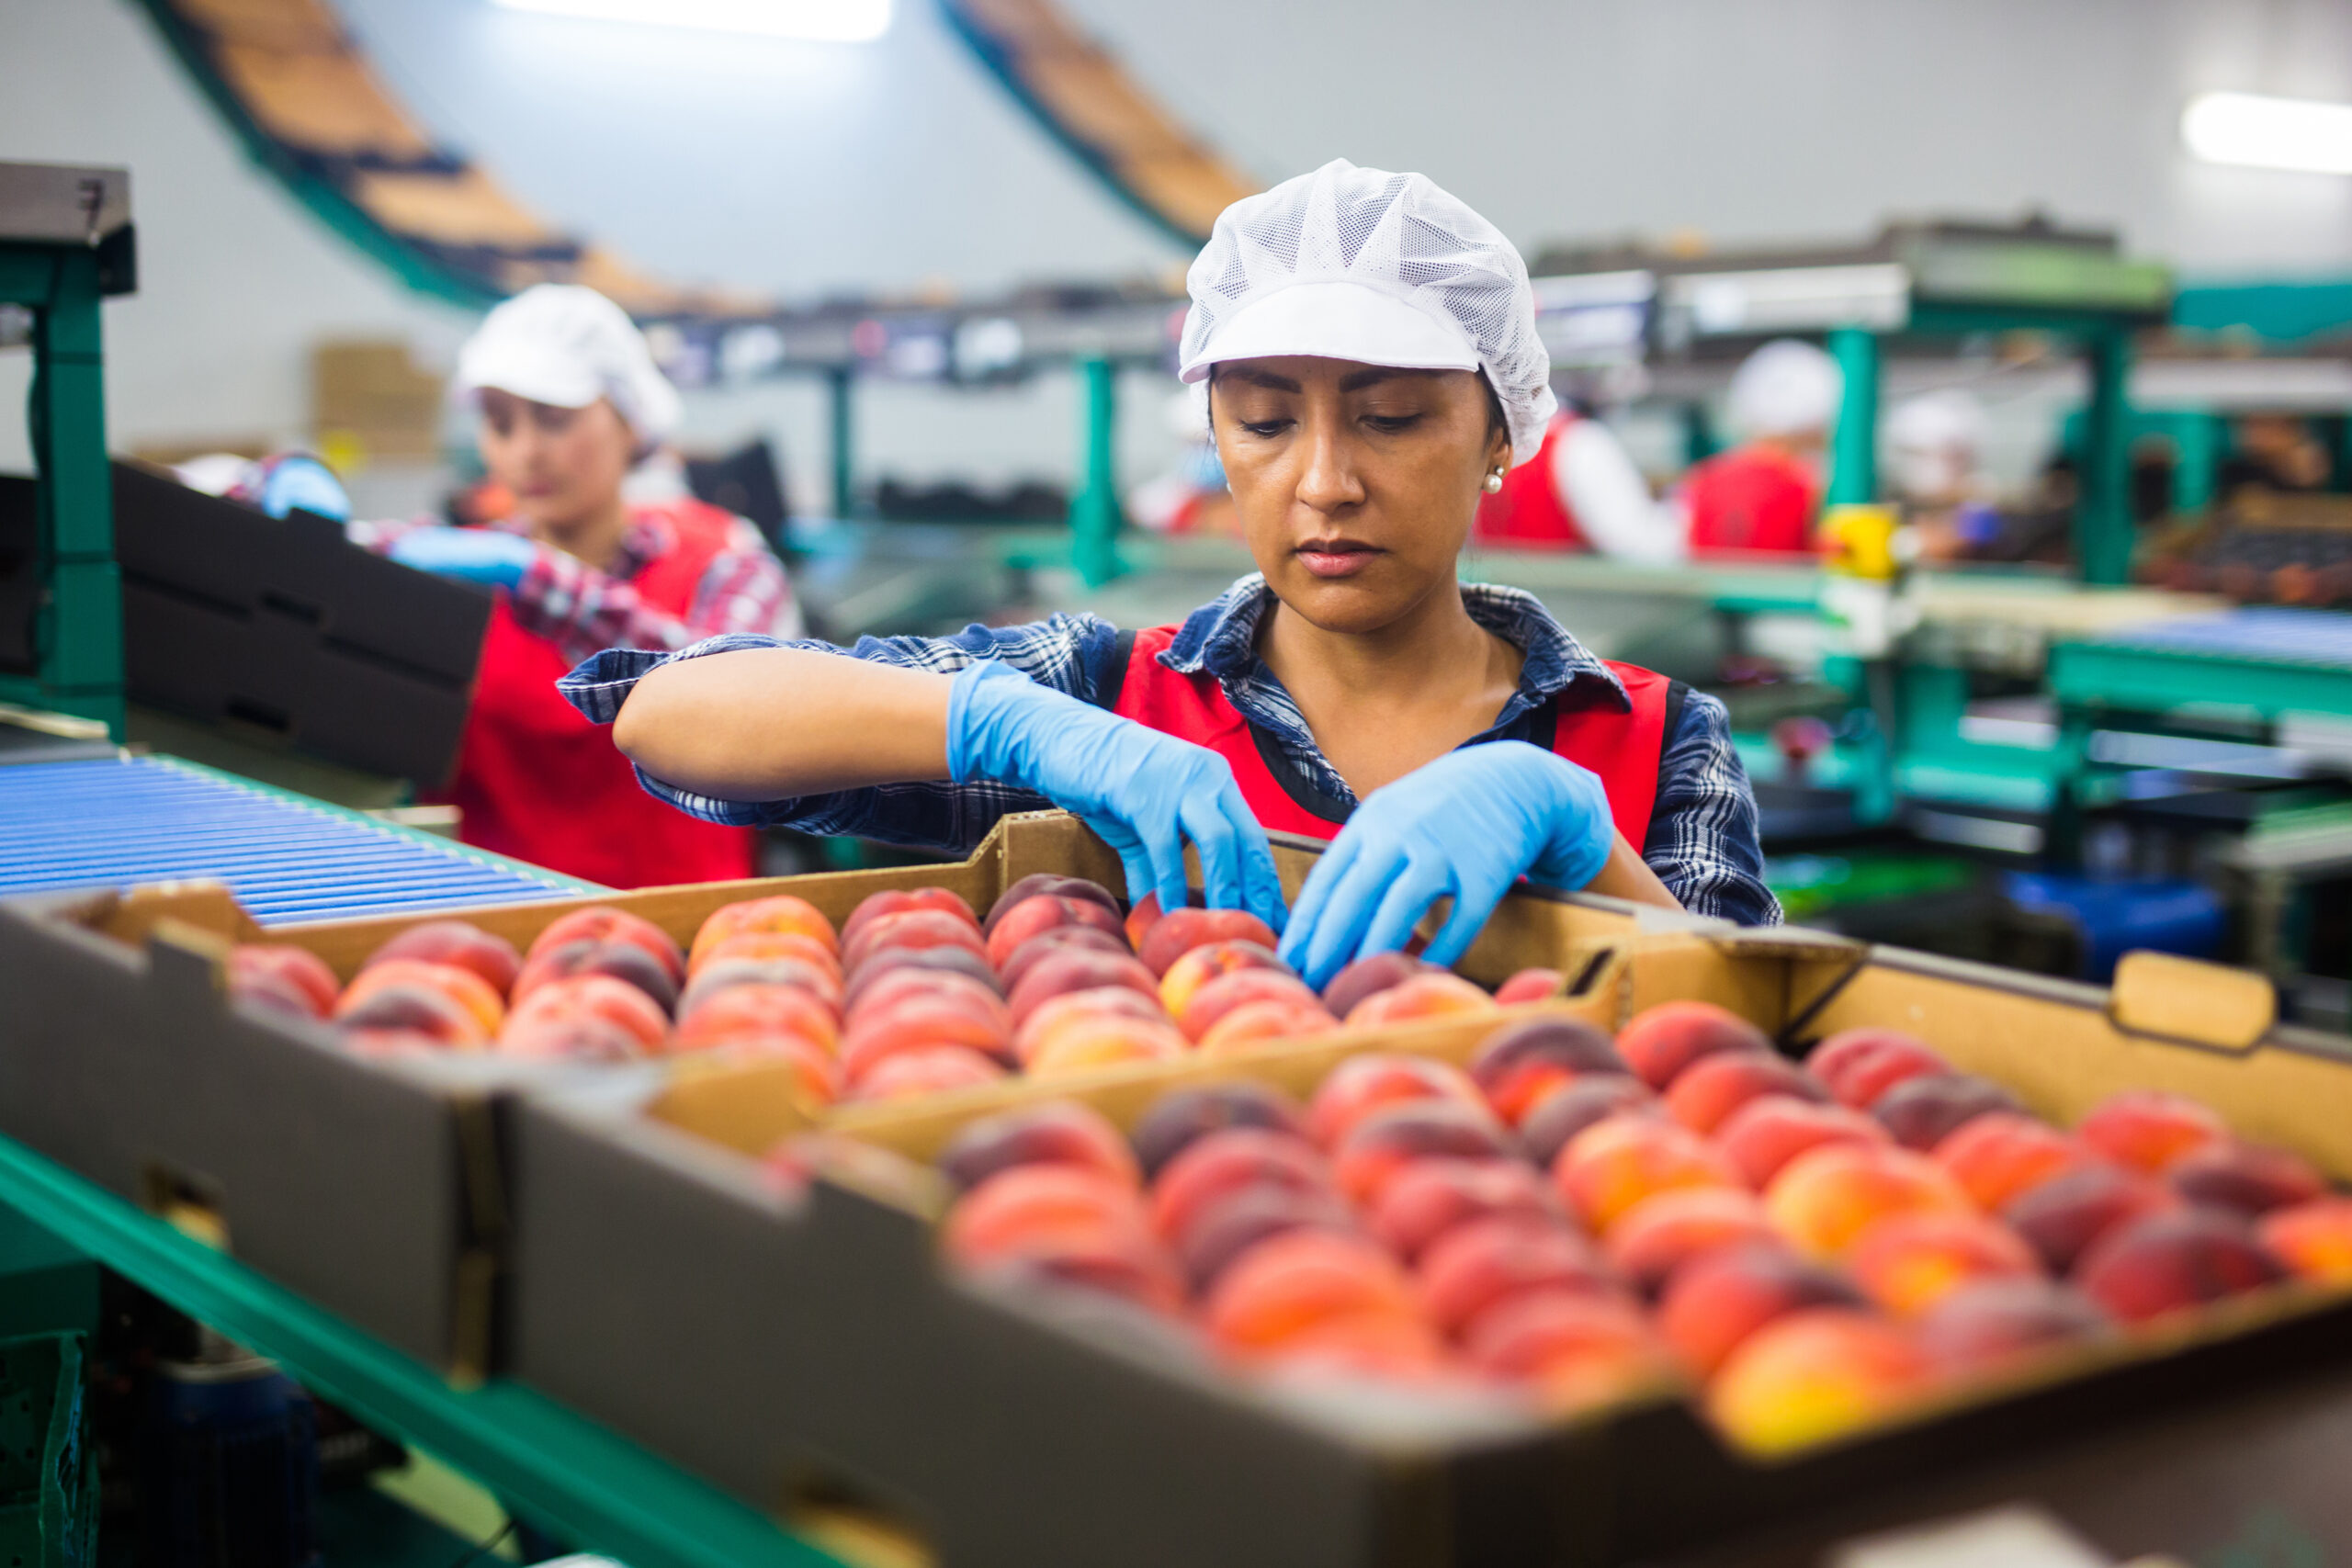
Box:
[509,919,2352,1568]
[0,813,1679,1378]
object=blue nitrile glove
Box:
[946,660,1287,931]
[1279,740,1613,989]
[388,527,539,590]
[254,455,350,523]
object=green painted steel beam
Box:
[826,366,855,520]
[1826,327,1880,506]
[2075,329,2135,586]
[2051,642,2352,721]
[1069,356,1125,588]
[0,1134,844,1568]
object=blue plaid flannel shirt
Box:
[559,574,1780,925]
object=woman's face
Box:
[476,389,635,533]
[1212,355,1508,634]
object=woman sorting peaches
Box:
[563,163,1777,986]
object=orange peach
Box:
[1369,1157,1560,1263]
[532,907,687,984]
[1706,1309,1932,1452]
[1007,949,1160,1028]
[513,940,679,1014]
[942,1165,1147,1268]
[1249,1311,1450,1382]
[2075,1089,2229,1173]
[1765,1143,1974,1260]
[842,909,987,978]
[1305,1054,1487,1148]
[1604,1188,1780,1296]
[1136,907,1280,978]
[2075,1208,2285,1323]
[229,944,340,1018]
[1332,1101,1515,1206]
[1657,1245,1860,1377]
[998,926,1130,993]
[842,967,1001,1033]
[1121,889,1166,953]
[840,1044,997,1102]
[937,1100,1138,1192]
[1417,1214,1622,1340]
[1130,1081,1307,1179]
[366,920,520,998]
[839,886,977,951]
[690,895,837,971]
[1177,1187,1358,1294]
[336,982,487,1047]
[1717,1098,1890,1190]
[1012,987,1171,1066]
[1870,1072,2019,1152]
[1934,1114,2097,1213]
[1915,1279,2110,1376]
[1494,967,1565,1006]
[838,1001,1009,1081]
[700,931,842,983]
[1806,1028,1948,1109]
[2165,1140,2328,1218]
[1615,1001,1771,1090]
[2256,1196,2352,1283]
[1177,966,1321,1042]
[984,895,1126,973]
[492,1013,646,1064]
[1343,972,1499,1030]
[701,1032,842,1106]
[983,875,1119,938]
[679,982,839,1056]
[1665,1052,1827,1134]
[1320,951,1432,1021]
[1468,1017,1626,1126]
[339,959,504,1037]
[1025,1018,1187,1077]
[1845,1212,2041,1318]
[1160,940,1291,1021]
[1148,1127,1334,1247]
[2001,1163,2178,1274]
[1204,1231,1421,1353]
[1554,1115,1743,1235]
[1462,1289,1678,1412]
[1520,1076,1660,1168]
[341,1027,453,1059]
[504,973,668,1051]
[1197,998,1340,1056]
[681,957,842,1021]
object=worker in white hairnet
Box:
[1471,391,1685,562]
[1887,388,2004,561]
[1681,338,1841,556]
[577,161,1775,999]
[352,284,799,886]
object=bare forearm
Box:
[1583,833,1682,910]
[611,648,954,800]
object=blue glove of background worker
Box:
[1279,740,1614,989]
[388,527,540,591]
[251,454,350,523]
[947,660,1287,931]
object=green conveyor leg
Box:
[1069,355,1125,588]
[2172,412,2222,515]
[28,250,123,740]
[826,366,854,520]
[1826,327,1880,507]
[2075,328,2135,586]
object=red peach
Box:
[984,896,1127,974]
[681,957,843,1021]
[936,1100,1138,1192]
[1137,907,1280,978]
[1707,1309,1933,1452]
[1665,1053,1827,1135]
[365,920,520,998]
[1177,966,1321,1042]
[1615,1001,1772,1090]
[2000,1162,2178,1274]
[1845,1212,2041,1318]
[2256,1196,2352,1284]
[505,973,668,1051]
[1657,1245,1860,1377]
[1915,1279,2110,1375]
[339,959,504,1036]
[1160,940,1292,1021]
[1520,1076,1661,1168]
[231,968,329,1020]
[1148,1127,1333,1246]
[839,886,978,951]
[1343,972,1499,1029]
[1554,1116,1743,1235]
[1765,1142,1975,1260]
[677,982,839,1055]
[530,907,686,985]
[1250,1311,1450,1382]
[842,909,988,978]
[697,931,841,983]
[1870,1073,2020,1152]
[1012,987,1171,1066]
[1604,1187,1780,1296]
[842,1045,1001,1102]
[998,925,1130,993]
[1122,890,1165,953]
[1130,1082,1308,1179]
[1176,1186,1359,1294]
[336,982,488,1048]
[942,1165,1147,1268]
[1332,1100,1515,1207]
[1320,951,1433,1021]
[228,944,340,1018]
[492,1013,646,1064]
[1494,968,1565,1006]
[978,1229,1184,1315]
[1369,1157,1561,1263]
[700,1032,842,1106]
[843,967,1002,1032]
[983,875,1119,938]
[1462,1289,1678,1412]
[1007,949,1160,1028]
[2165,1140,2328,1218]
[1305,1054,1487,1148]
[1935,1114,2098,1213]
[2075,1208,2285,1323]
[838,1001,1010,1081]
[2076,1089,2230,1173]
[1468,1017,1627,1126]
[1806,1028,1949,1110]
[1025,1018,1187,1078]
[840,942,987,998]
[1197,999,1340,1056]
[1417,1215,1622,1340]
[341,1027,449,1059]
[690,895,837,972]
[1204,1230,1422,1352]
[1717,1098,1890,1190]
[513,940,679,1015]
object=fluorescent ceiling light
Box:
[492,0,891,42]
[2182,91,2352,175]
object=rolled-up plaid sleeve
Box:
[558,614,1125,852]
[1640,691,1780,925]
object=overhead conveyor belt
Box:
[0,756,594,922]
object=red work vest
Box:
[1474,414,1589,550]
[430,500,757,888]
[1683,442,1821,557]
[1108,624,1679,851]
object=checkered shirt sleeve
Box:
[512,517,801,668]
[1643,690,1781,925]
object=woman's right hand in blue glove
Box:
[948,660,1286,931]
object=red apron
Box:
[430,502,757,888]
[1474,414,1589,550]
[1683,442,1821,556]
[1109,625,1677,850]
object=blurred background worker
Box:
[1681,338,1842,557]
[1886,388,2004,562]
[2220,412,2335,499]
[1472,400,1687,563]
[354,284,801,887]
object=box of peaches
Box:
[499,861,2352,1567]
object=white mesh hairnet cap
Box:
[1181,159,1557,468]
[1887,389,1987,455]
[455,284,683,445]
[1727,339,1842,439]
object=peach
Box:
[2165,1140,2328,1218]
[2076,1089,2229,1173]
[979,1229,1185,1315]
[1604,1188,1780,1296]
[1554,1116,1743,1235]
[1177,966,1321,1042]
[701,1032,842,1106]
[1160,940,1292,1021]
[1468,1017,1626,1126]
[1706,1309,1932,1452]
[1417,1214,1621,1339]
[1665,1053,1827,1134]
[1320,951,1432,1021]
[1136,907,1280,978]
[2075,1208,2285,1323]
[513,940,679,1015]
[335,982,486,1047]
[838,1001,1010,1081]
[1915,1279,2109,1376]
[1520,1076,1660,1168]
[504,973,668,1051]
[2001,1163,2177,1274]
[1025,1018,1188,1078]
[703,931,842,983]
[843,966,999,1030]
[839,886,977,951]
[232,968,332,1020]
[1250,1311,1450,1382]
[690,894,836,971]
[938,1100,1138,1192]
[677,982,839,1056]
[1198,999,1341,1056]
[492,1013,647,1064]
[1934,1114,2097,1213]
[757,1131,933,1207]
[1765,1143,1974,1259]
[1305,1054,1487,1149]
[1007,949,1159,1028]
[1845,1212,2041,1318]
[366,920,520,998]
[339,959,504,1037]
[1343,972,1499,1030]
[1464,1289,1676,1410]
[1204,1231,1421,1352]
[1870,1072,2019,1152]
[984,895,1126,973]
[531,907,686,985]
[1177,1187,1358,1294]
[942,1165,1147,1268]
[1369,1157,1560,1263]
[1149,1128,1334,1247]
[1121,889,1167,953]
[998,926,1130,993]
[1616,1001,1771,1090]
[842,1045,1000,1102]
[841,909,987,979]
[1332,1101,1515,1206]
[983,874,1119,938]
[681,957,843,1021]
[228,944,339,1018]
[1131,1082,1308,1179]
[341,1027,447,1059]
[1717,1099,1889,1190]
[840,943,987,1000]
[1012,987,1170,1066]
[2256,1196,2352,1284]
[1657,1245,1860,1377]
[1806,1028,1949,1109]
[1494,967,1565,1006]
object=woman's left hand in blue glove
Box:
[388,527,540,590]
[1278,740,1615,989]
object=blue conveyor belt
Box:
[2101,607,2352,667]
[0,757,588,923]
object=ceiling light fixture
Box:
[2182,91,2352,175]
[492,0,892,43]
